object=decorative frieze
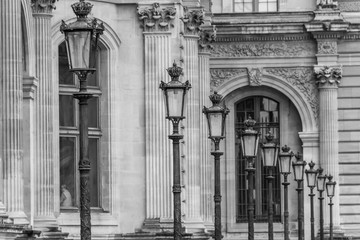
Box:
[198,26,216,53]
[210,69,247,90]
[180,7,204,35]
[31,0,57,14]
[137,3,176,32]
[247,68,263,86]
[265,68,319,124]
[210,42,316,58]
[317,41,337,54]
[316,0,338,10]
[314,66,342,86]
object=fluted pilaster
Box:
[0,0,28,224]
[315,65,342,227]
[31,0,57,227]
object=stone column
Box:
[137,3,177,230]
[31,0,58,228]
[0,0,28,224]
[314,65,342,229]
[180,7,205,232]
[198,27,216,230]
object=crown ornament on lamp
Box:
[166,62,183,81]
[71,0,93,18]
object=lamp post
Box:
[60,1,104,240]
[305,161,318,240]
[316,168,327,240]
[160,62,191,240]
[260,131,279,240]
[278,145,294,240]
[292,153,306,240]
[203,92,229,240]
[239,116,260,240]
[326,175,336,240]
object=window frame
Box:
[233,0,279,13]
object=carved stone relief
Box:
[210,69,247,90]
[210,42,316,58]
[198,26,216,53]
[31,0,58,13]
[180,7,204,35]
[247,68,263,86]
[317,41,337,54]
[314,66,342,86]
[137,3,176,32]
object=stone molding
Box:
[137,2,176,32]
[317,41,337,54]
[210,42,316,58]
[23,76,39,100]
[247,67,263,86]
[215,34,312,43]
[314,65,342,86]
[180,7,204,36]
[316,0,338,10]
[198,26,216,53]
[31,0,57,14]
[210,68,246,90]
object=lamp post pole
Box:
[309,183,315,240]
[316,168,327,240]
[267,167,274,240]
[326,175,336,240]
[246,160,255,240]
[212,139,223,240]
[283,173,290,240]
[305,161,318,240]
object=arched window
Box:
[58,41,101,209]
[235,96,281,222]
[234,0,278,12]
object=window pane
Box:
[89,138,99,207]
[259,2,267,12]
[59,95,75,127]
[234,3,244,12]
[268,2,277,11]
[244,2,253,12]
[88,97,99,128]
[87,71,98,87]
[60,137,76,208]
[58,42,74,85]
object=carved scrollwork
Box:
[137,3,176,32]
[247,68,263,86]
[199,26,216,53]
[317,41,337,54]
[180,7,204,35]
[265,68,319,125]
[31,0,58,13]
[314,66,342,86]
[210,69,247,90]
[211,42,316,58]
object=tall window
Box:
[58,42,101,209]
[235,96,281,222]
[234,0,277,12]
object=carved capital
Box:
[247,68,263,86]
[31,0,58,14]
[198,26,216,53]
[317,41,337,54]
[314,66,342,86]
[137,3,176,32]
[180,7,204,35]
[316,0,338,10]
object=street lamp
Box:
[203,92,229,240]
[305,161,318,240]
[316,168,327,240]
[278,145,294,240]
[326,175,336,240]
[239,116,260,240]
[60,1,104,240]
[292,153,306,240]
[260,131,279,240]
[160,62,191,240]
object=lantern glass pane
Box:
[306,172,317,187]
[317,177,326,191]
[326,183,335,197]
[279,155,291,174]
[241,134,256,157]
[262,147,276,167]
[66,31,91,69]
[293,164,304,181]
[209,112,223,137]
[167,88,185,118]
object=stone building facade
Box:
[0,0,359,239]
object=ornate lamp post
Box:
[160,62,191,240]
[326,175,337,240]
[278,145,294,240]
[260,131,279,240]
[60,1,104,240]
[305,161,318,240]
[292,153,306,240]
[316,168,327,240]
[203,92,229,240]
[239,116,260,240]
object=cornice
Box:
[214,34,312,43]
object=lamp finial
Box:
[166,62,183,80]
[209,92,223,105]
[71,0,93,19]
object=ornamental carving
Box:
[210,69,247,90]
[137,3,176,32]
[317,41,337,54]
[199,26,216,53]
[181,7,204,35]
[210,42,316,58]
[31,0,58,13]
[247,68,263,86]
[317,0,338,10]
[314,66,342,86]
[265,68,319,124]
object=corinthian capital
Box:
[31,0,58,14]
[314,66,342,86]
[180,7,204,35]
[199,26,216,52]
[137,3,176,32]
